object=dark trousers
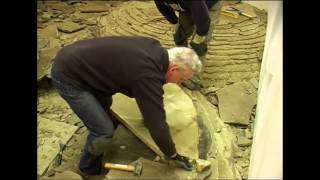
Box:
[174,1,222,61]
[51,72,115,175]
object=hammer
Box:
[104,162,143,176]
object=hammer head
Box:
[133,162,143,176]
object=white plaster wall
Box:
[247,1,283,179]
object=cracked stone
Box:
[48,38,60,48]
[38,24,58,38]
[200,86,220,95]
[38,107,47,114]
[83,18,97,26]
[49,171,82,180]
[75,121,84,128]
[245,128,253,139]
[79,2,111,13]
[195,159,211,172]
[37,117,78,176]
[75,126,87,134]
[58,15,66,19]
[63,149,74,158]
[38,39,49,49]
[237,136,252,147]
[57,21,86,33]
[47,2,69,12]
[41,13,51,22]
[66,0,81,5]
[236,158,250,169]
[37,47,60,81]
[249,78,259,89]
[207,94,219,106]
[54,159,80,173]
[65,114,81,126]
[63,7,76,16]
[108,1,123,7]
[70,16,82,23]
[59,29,93,46]
[235,163,243,174]
[88,26,100,37]
[217,82,257,125]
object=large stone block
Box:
[111,83,199,159]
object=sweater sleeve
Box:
[189,1,211,36]
[132,76,177,157]
[154,0,178,24]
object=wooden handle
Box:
[104,163,135,172]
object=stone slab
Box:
[37,117,79,176]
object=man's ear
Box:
[168,64,179,72]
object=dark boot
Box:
[75,168,106,180]
[79,136,112,175]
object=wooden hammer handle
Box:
[104,163,135,172]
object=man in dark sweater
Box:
[154,0,221,58]
[51,36,202,178]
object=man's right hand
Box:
[171,154,194,171]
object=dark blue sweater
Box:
[154,0,219,36]
[52,36,177,157]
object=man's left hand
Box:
[172,154,194,171]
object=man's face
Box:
[166,64,194,85]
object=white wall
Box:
[247,1,283,179]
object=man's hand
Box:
[171,154,194,171]
[190,34,208,56]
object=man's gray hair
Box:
[167,47,202,74]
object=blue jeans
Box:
[51,72,115,174]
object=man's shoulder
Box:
[134,36,160,44]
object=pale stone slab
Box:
[37,117,78,176]
[38,24,58,38]
[57,22,86,33]
[111,83,199,159]
[216,82,257,125]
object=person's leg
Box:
[182,2,223,90]
[94,93,119,130]
[205,1,222,45]
[51,76,114,175]
[190,1,222,63]
[173,11,194,46]
[75,93,114,174]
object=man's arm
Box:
[154,0,178,24]
[132,77,177,157]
